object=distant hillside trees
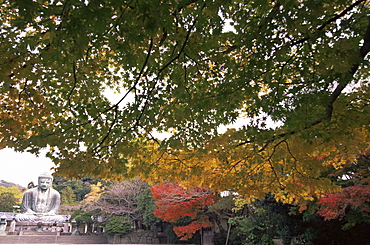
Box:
[0,186,23,212]
[0,180,25,190]
[52,175,107,205]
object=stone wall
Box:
[106,229,167,244]
[0,234,108,244]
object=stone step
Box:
[20,231,59,236]
[0,235,108,244]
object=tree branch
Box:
[292,0,366,46]
[94,38,155,153]
[67,61,78,118]
[245,18,370,152]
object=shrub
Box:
[104,215,132,236]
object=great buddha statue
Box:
[15,172,65,223]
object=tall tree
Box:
[60,186,76,205]
[93,178,148,221]
[53,175,102,203]
[1,0,370,202]
[78,178,158,234]
[151,183,216,240]
[80,182,105,206]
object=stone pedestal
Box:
[14,221,66,235]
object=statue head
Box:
[38,172,53,191]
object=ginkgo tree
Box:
[1,0,370,204]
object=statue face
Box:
[38,177,52,191]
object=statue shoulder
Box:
[24,187,38,194]
[50,187,61,196]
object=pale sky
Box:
[0,148,55,188]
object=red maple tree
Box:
[317,154,370,225]
[151,182,216,240]
[318,185,370,221]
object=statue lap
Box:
[15,213,65,223]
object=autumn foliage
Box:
[318,185,370,221]
[151,183,216,240]
[2,0,370,209]
[317,153,370,225]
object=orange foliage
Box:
[318,185,370,221]
[173,215,213,241]
[151,183,216,240]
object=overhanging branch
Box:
[238,18,370,152]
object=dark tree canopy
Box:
[1,0,370,202]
